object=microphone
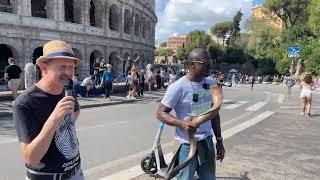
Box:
[64,79,74,120]
[64,79,74,97]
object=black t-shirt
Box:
[13,85,80,173]
[5,64,22,80]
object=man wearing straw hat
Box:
[13,40,85,180]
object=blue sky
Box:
[155,0,265,44]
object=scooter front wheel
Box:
[141,154,157,174]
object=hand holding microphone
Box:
[49,79,75,124]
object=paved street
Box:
[0,84,319,180]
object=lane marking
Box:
[222,101,248,110]
[222,99,232,103]
[221,111,253,127]
[245,102,267,111]
[223,111,274,139]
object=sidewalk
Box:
[0,90,166,119]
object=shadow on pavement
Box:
[217,172,251,180]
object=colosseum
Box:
[0,0,157,81]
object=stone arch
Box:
[89,50,103,75]
[109,4,120,31]
[0,44,18,78]
[134,14,140,36]
[141,16,146,38]
[89,0,103,28]
[72,48,82,74]
[32,47,43,64]
[31,46,43,81]
[64,0,81,24]
[31,0,47,18]
[89,0,96,26]
[108,51,121,75]
[124,9,133,34]
[72,48,82,60]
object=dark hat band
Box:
[46,52,75,58]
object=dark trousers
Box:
[157,80,161,89]
[104,80,112,98]
[138,83,144,96]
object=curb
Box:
[0,99,143,119]
[79,99,139,109]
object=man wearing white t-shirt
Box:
[157,48,225,180]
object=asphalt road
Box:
[0,84,319,180]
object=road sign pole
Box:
[290,58,294,77]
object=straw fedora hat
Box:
[36,40,81,65]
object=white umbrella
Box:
[229,69,238,73]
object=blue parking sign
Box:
[288,47,300,58]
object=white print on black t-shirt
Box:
[62,155,80,168]
[64,161,79,172]
[55,114,79,160]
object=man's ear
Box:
[38,63,47,75]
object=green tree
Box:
[160,42,167,48]
[229,9,243,45]
[275,58,290,74]
[186,30,211,53]
[222,47,246,64]
[210,21,233,46]
[176,47,188,62]
[306,47,320,75]
[281,24,314,45]
[155,48,174,57]
[308,0,320,36]
[207,43,224,63]
[264,0,311,28]
[301,38,320,75]
[247,17,281,59]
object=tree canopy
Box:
[185,30,211,53]
[264,0,311,28]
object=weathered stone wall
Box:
[0,0,157,80]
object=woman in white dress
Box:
[300,74,315,116]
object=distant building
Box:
[211,34,231,46]
[251,4,283,30]
[154,56,178,65]
[166,34,188,51]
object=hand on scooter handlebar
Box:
[182,117,199,134]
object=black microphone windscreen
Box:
[64,79,73,90]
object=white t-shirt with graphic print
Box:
[161,75,216,144]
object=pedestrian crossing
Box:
[222,99,268,112]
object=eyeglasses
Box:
[190,60,208,65]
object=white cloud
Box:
[155,0,253,43]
